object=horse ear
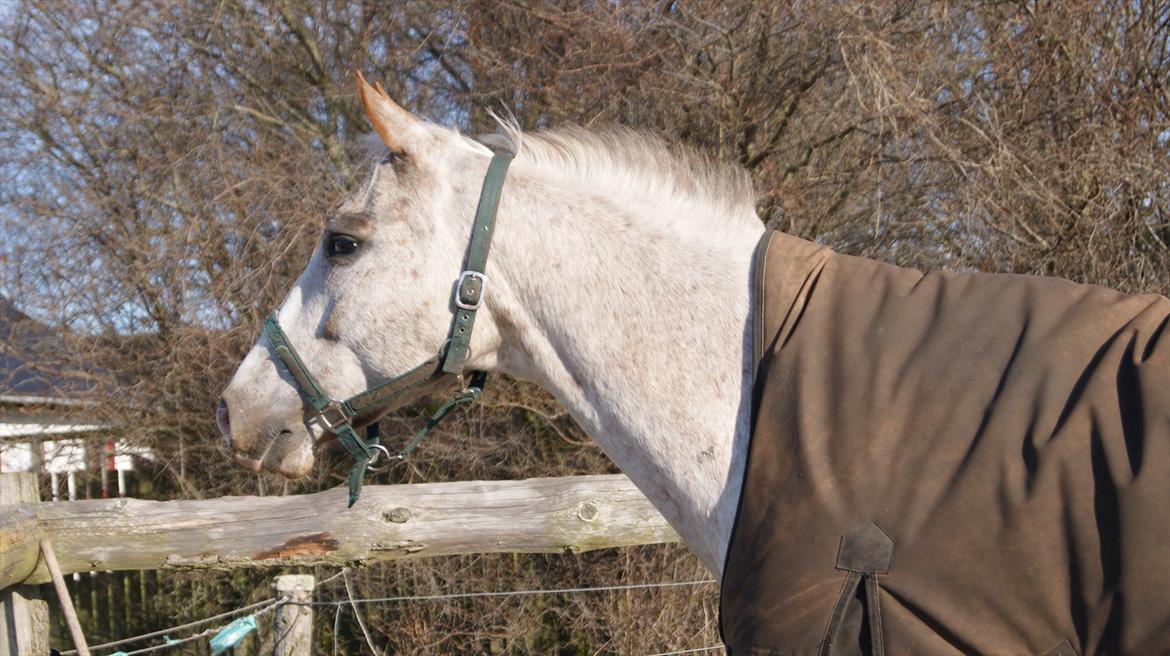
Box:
[355,70,420,155]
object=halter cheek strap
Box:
[442,149,511,375]
[262,152,513,507]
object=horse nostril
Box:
[216,398,232,449]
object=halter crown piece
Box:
[263,152,513,506]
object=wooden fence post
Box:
[273,574,313,656]
[1,473,49,655]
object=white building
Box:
[1,297,152,499]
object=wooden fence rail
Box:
[0,474,679,590]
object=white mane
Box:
[483,122,761,242]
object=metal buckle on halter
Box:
[308,399,352,433]
[454,271,487,311]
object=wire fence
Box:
[59,597,285,656]
[55,571,723,656]
[294,578,717,607]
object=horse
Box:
[217,74,1169,655]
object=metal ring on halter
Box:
[364,443,395,472]
[439,337,474,370]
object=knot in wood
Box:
[576,501,599,522]
[383,507,412,523]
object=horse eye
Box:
[326,234,360,258]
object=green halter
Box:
[262,152,513,507]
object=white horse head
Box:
[218,74,503,477]
[218,73,763,573]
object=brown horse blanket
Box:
[720,231,1170,655]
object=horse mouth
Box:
[226,427,315,480]
[233,452,264,472]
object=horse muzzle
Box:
[217,390,315,479]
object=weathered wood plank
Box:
[0,472,42,593]
[0,506,39,590]
[1,473,49,656]
[1,474,678,588]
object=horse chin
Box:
[271,461,314,480]
[268,444,315,479]
[243,427,315,479]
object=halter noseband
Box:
[262,152,513,507]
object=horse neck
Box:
[482,171,765,574]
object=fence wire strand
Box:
[58,572,718,655]
[646,646,726,656]
[299,577,717,607]
[114,601,285,656]
[59,596,284,656]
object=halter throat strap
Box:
[262,152,513,507]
